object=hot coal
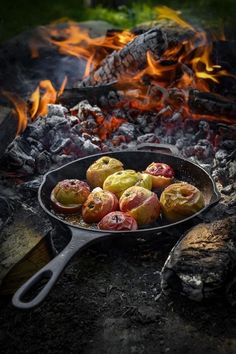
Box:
[161,216,236,301]
[1,97,236,187]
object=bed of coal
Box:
[0,19,236,354]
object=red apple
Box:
[86,156,124,188]
[98,211,138,231]
[119,186,160,226]
[82,189,119,223]
[144,162,174,188]
[51,179,90,214]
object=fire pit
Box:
[0,6,236,353]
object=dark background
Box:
[0,0,236,42]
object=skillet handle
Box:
[12,229,106,310]
[137,143,179,155]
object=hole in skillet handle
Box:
[136,143,179,155]
[18,270,53,303]
[12,228,110,310]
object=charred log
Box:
[58,85,236,123]
[57,82,136,106]
[80,28,168,87]
[161,216,236,302]
[189,89,236,119]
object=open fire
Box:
[0,6,235,307]
[0,7,234,180]
[1,5,235,141]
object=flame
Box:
[58,76,68,97]
[83,52,95,79]
[8,8,234,138]
[30,77,67,119]
[41,23,135,78]
[2,91,28,135]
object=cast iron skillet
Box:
[12,143,221,309]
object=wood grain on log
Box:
[161,216,236,301]
[80,28,167,87]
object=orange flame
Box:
[2,91,28,135]
[41,23,135,78]
[14,9,234,137]
[30,77,67,119]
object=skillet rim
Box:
[38,150,221,234]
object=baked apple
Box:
[82,189,119,223]
[103,170,139,198]
[86,156,124,188]
[98,211,138,231]
[144,162,174,188]
[51,179,90,214]
[119,186,161,226]
[160,182,205,222]
[136,172,152,190]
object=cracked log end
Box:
[161,216,236,301]
[80,27,167,87]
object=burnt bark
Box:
[58,85,236,123]
[80,28,168,87]
[161,216,236,302]
[189,89,236,119]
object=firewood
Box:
[58,85,236,123]
[80,27,167,87]
[189,89,236,119]
[161,216,236,301]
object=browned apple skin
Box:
[51,179,90,214]
[119,186,161,226]
[82,190,119,223]
[160,182,205,222]
[98,211,138,231]
[144,162,174,189]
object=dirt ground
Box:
[0,230,236,354]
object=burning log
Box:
[189,90,236,119]
[58,85,236,123]
[80,28,168,87]
[161,216,236,302]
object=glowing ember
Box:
[97,116,126,141]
